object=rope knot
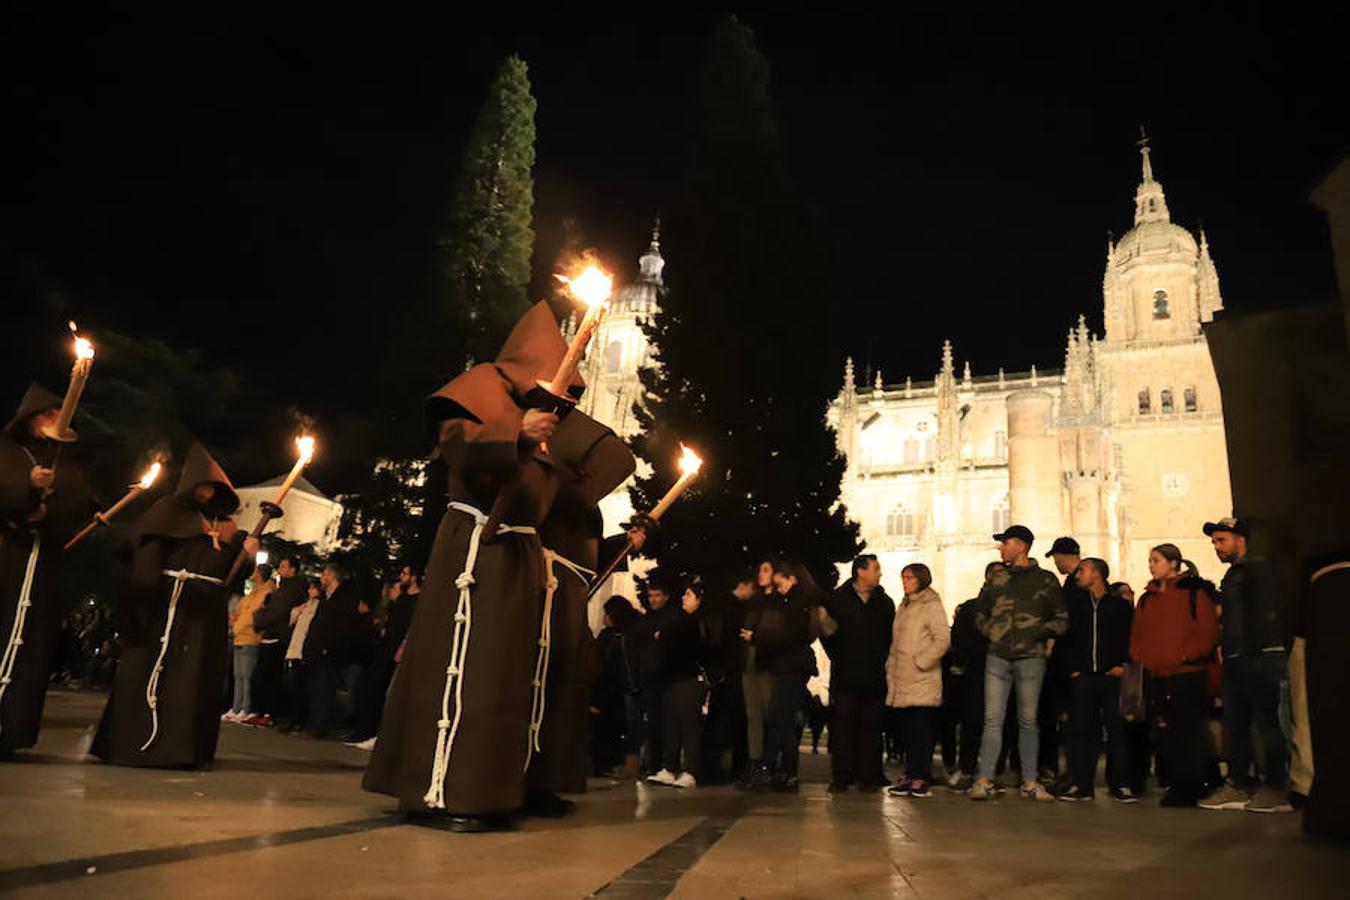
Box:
[532,678,541,687]
[437,718,452,728]
[447,666,460,676]
[538,639,549,648]
[454,612,467,623]
[455,572,476,590]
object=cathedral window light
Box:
[886,502,915,541]
[1138,389,1151,415]
[604,340,623,374]
[1184,387,1197,412]
[1152,289,1170,319]
[1160,388,1174,414]
[992,494,1010,534]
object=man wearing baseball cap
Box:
[1197,517,1292,814]
[969,525,1068,802]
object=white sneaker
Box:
[346,736,377,751]
[646,769,677,786]
[672,772,697,789]
[221,710,241,722]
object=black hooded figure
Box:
[93,442,254,768]
[0,384,93,756]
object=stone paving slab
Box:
[2,691,1348,899]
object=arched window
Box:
[992,494,1011,534]
[604,340,623,374]
[1152,289,1170,319]
[1184,387,1197,412]
[886,502,915,540]
[1138,389,1151,415]
[1160,388,1174,414]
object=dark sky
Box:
[3,7,1346,483]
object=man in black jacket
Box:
[943,561,1000,790]
[1059,558,1135,802]
[1200,517,1293,813]
[303,565,363,736]
[823,555,894,792]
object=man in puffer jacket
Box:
[970,525,1068,802]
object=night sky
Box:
[3,7,1346,484]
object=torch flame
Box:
[557,264,613,308]
[137,461,163,489]
[70,322,94,361]
[295,435,316,464]
[677,444,703,477]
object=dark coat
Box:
[661,608,707,684]
[753,586,813,678]
[303,582,363,665]
[254,573,305,642]
[948,597,988,674]
[1062,588,1134,675]
[823,582,895,697]
[1218,557,1289,656]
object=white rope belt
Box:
[524,548,595,772]
[1311,560,1350,585]
[140,568,224,752]
[0,534,42,736]
[424,501,537,810]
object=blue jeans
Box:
[977,654,1045,784]
[232,645,259,714]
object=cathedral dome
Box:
[1114,218,1198,261]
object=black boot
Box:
[521,790,577,818]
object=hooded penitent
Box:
[0,384,93,752]
[134,442,239,541]
[2,384,62,440]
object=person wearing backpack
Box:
[1130,543,1220,807]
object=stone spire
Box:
[1196,228,1224,323]
[637,217,665,285]
[962,361,973,389]
[936,341,958,468]
[1133,128,1171,225]
[842,356,856,395]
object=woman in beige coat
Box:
[885,564,950,797]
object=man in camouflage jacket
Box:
[968,525,1068,802]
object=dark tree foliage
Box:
[631,19,860,590]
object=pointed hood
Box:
[4,383,62,439]
[495,300,585,399]
[134,442,239,540]
[177,442,239,518]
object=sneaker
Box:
[969,779,993,801]
[1244,785,1294,814]
[220,710,241,722]
[950,774,974,793]
[1110,787,1139,804]
[242,713,273,727]
[945,770,964,790]
[646,769,677,786]
[888,776,914,796]
[1057,785,1094,802]
[908,779,932,798]
[1021,782,1054,802]
[1198,783,1252,811]
[346,736,377,751]
[672,772,697,789]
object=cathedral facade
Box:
[829,143,1232,612]
[585,145,1232,613]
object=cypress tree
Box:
[632,19,860,588]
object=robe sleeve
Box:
[548,412,636,505]
[0,438,38,522]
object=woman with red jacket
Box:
[1130,543,1221,807]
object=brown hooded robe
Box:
[93,442,250,768]
[0,385,93,752]
[526,411,635,794]
[364,301,582,814]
